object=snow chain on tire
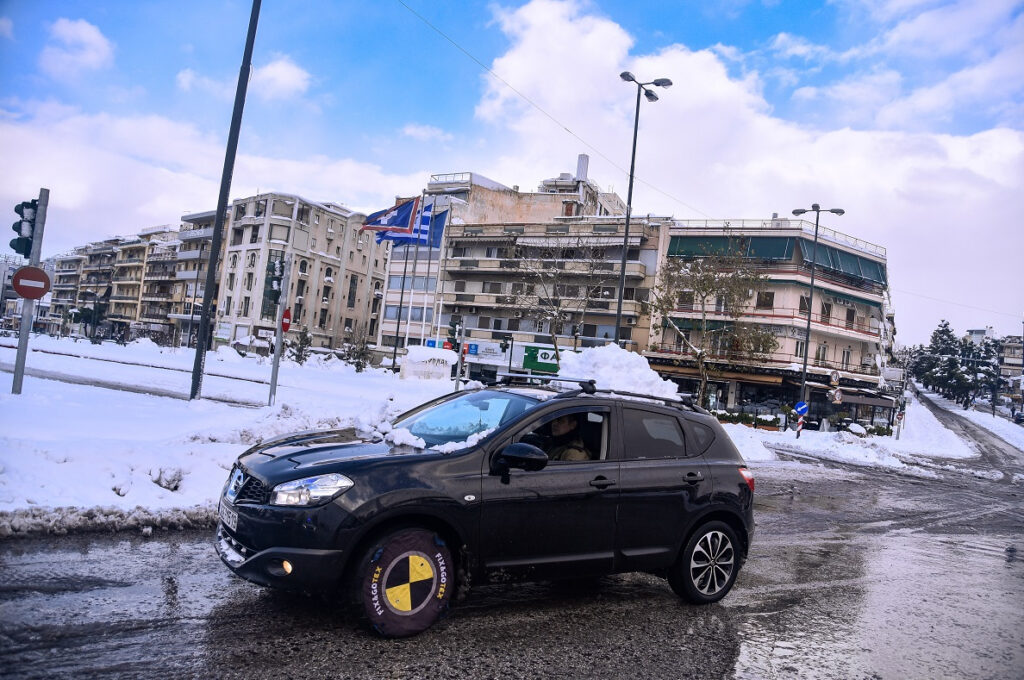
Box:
[358,529,453,637]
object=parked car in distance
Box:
[214,375,755,637]
[1013,411,1024,425]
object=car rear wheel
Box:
[668,521,739,604]
[354,528,453,637]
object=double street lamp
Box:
[614,71,672,345]
[791,203,845,423]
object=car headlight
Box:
[270,473,354,506]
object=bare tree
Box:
[508,236,620,361]
[646,241,778,407]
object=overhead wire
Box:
[395,0,712,218]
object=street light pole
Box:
[791,203,844,437]
[614,71,671,346]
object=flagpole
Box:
[404,191,427,349]
[420,195,441,343]
[388,195,419,370]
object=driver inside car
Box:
[546,414,591,461]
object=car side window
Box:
[518,410,608,463]
[621,408,686,459]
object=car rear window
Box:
[688,421,716,454]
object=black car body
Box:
[215,379,754,636]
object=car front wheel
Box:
[354,528,454,637]
[668,521,739,604]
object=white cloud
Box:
[402,124,454,143]
[39,18,114,80]
[175,68,233,99]
[250,55,312,101]
[0,17,13,40]
[770,33,836,61]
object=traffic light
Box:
[448,314,462,342]
[265,258,283,304]
[11,200,37,258]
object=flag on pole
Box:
[361,197,419,234]
[375,198,448,247]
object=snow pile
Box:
[556,344,679,398]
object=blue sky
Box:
[1,0,1022,343]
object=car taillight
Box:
[739,467,755,492]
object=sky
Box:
[0,0,1021,345]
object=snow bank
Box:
[556,344,679,398]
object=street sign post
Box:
[11,188,49,396]
[268,259,292,406]
[794,400,809,438]
[12,266,50,300]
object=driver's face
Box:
[550,416,575,436]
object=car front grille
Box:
[236,475,268,504]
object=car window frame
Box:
[494,403,614,465]
[612,405,691,461]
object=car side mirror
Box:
[492,442,548,484]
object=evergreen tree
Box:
[289,328,313,365]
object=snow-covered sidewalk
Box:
[914,384,1024,452]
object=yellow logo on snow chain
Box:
[385,554,435,613]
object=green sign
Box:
[523,346,559,373]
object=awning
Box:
[667,236,795,260]
[798,239,887,285]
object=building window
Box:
[821,302,832,322]
[234,203,247,220]
[297,204,311,223]
[299,260,308,274]
[347,276,358,308]
[454,280,466,293]
[325,267,333,279]
[245,272,253,291]
[318,309,327,329]
[246,252,257,267]
[241,297,250,316]
[799,295,810,315]
[815,343,828,365]
[249,225,260,243]
[225,296,232,315]
[677,291,695,310]
[842,348,852,370]
[230,254,238,269]
[227,273,235,290]
[755,292,774,309]
[795,339,805,358]
[255,200,266,217]
[483,282,502,294]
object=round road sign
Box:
[281,308,292,333]
[795,401,809,415]
[12,266,50,300]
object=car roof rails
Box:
[492,372,596,394]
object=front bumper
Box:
[215,524,347,591]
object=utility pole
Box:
[190,0,261,400]
[268,258,291,406]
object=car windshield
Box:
[392,390,539,447]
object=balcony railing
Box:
[645,344,881,377]
[445,257,646,278]
[179,226,214,240]
[668,306,882,338]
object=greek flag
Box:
[375,198,448,248]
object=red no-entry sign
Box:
[12,266,51,300]
[281,308,291,333]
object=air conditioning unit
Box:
[627,317,637,325]
[469,306,478,314]
[513,310,523,318]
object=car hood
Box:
[237,429,424,480]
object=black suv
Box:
[214,377,755,637]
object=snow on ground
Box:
[0,337,990,536]
[915,384,1024,452]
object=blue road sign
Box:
[795,401,809,415]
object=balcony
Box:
[115,258,144,266]
[176,249,209,261]
[141,292,173,301]
[109,295,139,302]
[144,267,177,280]
[444,257,645,279]
[175,270,203,280]
[667,306,882,340]
[179,226,215,241]
[644,344,882,378]
[52,282,78,290]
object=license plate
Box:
[219,500,238,532]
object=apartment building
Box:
[997,335,1023,385]
[433,215,661,380]
[379,155,626,356]
[46,248,88,333]
[644,217,895,421]
[171,210,220,347]
[216,192,387,350]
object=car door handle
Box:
[683,471,704,483]
[589,476,616,489]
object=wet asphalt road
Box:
[2,407,1022,679]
